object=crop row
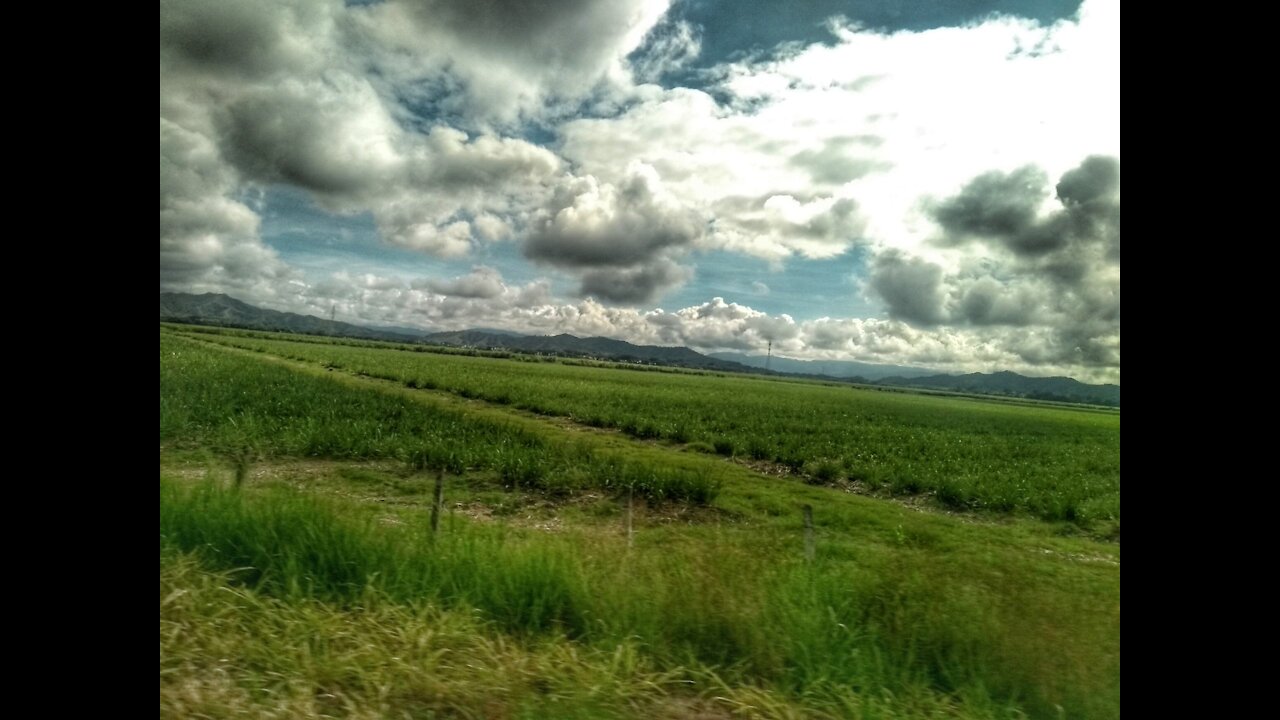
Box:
[175,328,1120,527]
[161,333,722,504]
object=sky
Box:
[160,0,1119,383]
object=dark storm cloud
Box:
[218,84,389,196]
[1056,155,1120,260]
[1056,154,1119,205]
[931,165,1049,246]
[868,250,948,325]
[391,0,620,54]
[578,259,692,304]
[893,156,1120,366]
[526,223,690,268]
[930,156,1119,261]
[159,0,313,79]
[870,155,1121,343]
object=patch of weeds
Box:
[811,460,841,484]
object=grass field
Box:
[159,326,1120,719]
[167,324,1120,530]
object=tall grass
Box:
[161,550,700,720]
[161,479,1118,719]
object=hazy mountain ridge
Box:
[709,352,938,381]
[421,330,748,372]
[160,293,749,372]
[161,293,1119,405]
[876,371,1120,407]
[160,292,423,343]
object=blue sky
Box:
[161,0,1118,382]
[260,184,877,322]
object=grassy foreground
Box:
[160,328,1119,719]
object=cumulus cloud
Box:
[640,298,801,351]
[928,157,1119,263]
[558,87,875,261]
[215,264,1119,382]
[868,250,948,325]
[789,136,890,185]
[860,155,1120,368]
[416,266,506,299]
[930,166,1050,249]
[159,0,331,81]
[953,277,1043,326]
[526,166,701,268]
[355,0,673,125]
[159,116,299,293]
[578,259,693,304]
[524,164,705,302]
[558,0,1117,266]
[929,156,1119,281]
[160,0,569,294]
[160,0,1118,383]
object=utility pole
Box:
[766,340,772,372]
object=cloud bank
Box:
[160,0,1119,382]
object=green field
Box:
[160,326,1120,719]
[167,324,1120,530]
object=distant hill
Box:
[367,324,437,338]
[421,330,751,372]
[709,352,938,381]
[160,293,751,372]
[874,371,1120,407]
[160,292,422,343]
[161,293,1118,406]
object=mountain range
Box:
[160,292,1118,406]
[160,292,424,343]
[708,352,937,381]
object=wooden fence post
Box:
[626,486,635,549]
[803,504,815,562]
[431,468,445,534]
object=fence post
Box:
[626,486,635,549]
[431,468,445,534]
[803,504,815,562]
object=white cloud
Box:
[352,0,673,126]
[524,163,705,302]
[560,0,1118,261]
[227,272,1119,383]
[416,266,506,299]
[160,0,568,292]
[160,0,1119,382]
